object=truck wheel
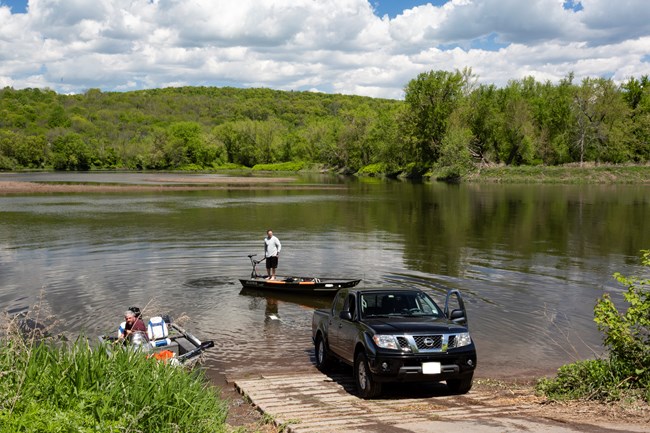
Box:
[354,352,382,399]
[315,335,332,372]
[447,374,473,394]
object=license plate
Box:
[422,362,441,374]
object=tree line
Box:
[0,69,648,177]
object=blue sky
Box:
[372,1,447,18]
[3,1,449,17]
[1,1,450,17]
[1,0,26,13]
[0,1,648,99]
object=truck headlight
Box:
[455,332,472,347]
[373,335,399,350]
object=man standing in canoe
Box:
[264,229,281,280]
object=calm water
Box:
[1,172,648,381]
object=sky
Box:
[0,0,648,99]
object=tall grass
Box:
[0,314,229,433]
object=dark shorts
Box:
[266,256,279,269]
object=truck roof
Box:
[347,287,426,294]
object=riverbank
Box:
[0,177,347,194]
[2,163,649,191]
[463,163,650,183]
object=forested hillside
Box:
[1,70,648,177]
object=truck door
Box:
[444,289,469,326]
[328,290,348,356]
[337,293,358,364]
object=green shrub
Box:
[357,162,387,176]
[0,154,17,170]
[177,163,205,171]
[594,249,650,388]
[252,161,305,171]
[536,250,650,402]
[211,162,247,170]
[536,358,630,401]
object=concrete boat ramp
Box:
[229,366,647,433]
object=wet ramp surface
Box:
[229,368,644,433]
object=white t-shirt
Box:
[264,235,281,258]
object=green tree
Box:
[166,121,204,167]
[497,81,538,165]
[368,104,404,174]
[436,122,474,180]
[622,76,650,162]
[51,133,92,170]
[13,135,48,168]
[335,105,377,171]
[0,130,18,169]
[572,78,631,164]
[402,70,468,168]
[212,119,285,167]
[299,117,344,168]
[47,104,71,128]
[465,84,501,165]
[542,74,575,165]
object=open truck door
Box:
[444,289,468,326]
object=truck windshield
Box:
[359,292,442,318]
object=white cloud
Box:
[0,0,648,98]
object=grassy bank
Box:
[0,319,230,433]
[462,163,650,184]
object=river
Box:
[1,172,648,382]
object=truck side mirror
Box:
[450,309,464,320]
[339,310,352,321]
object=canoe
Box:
[239,276,361,293]
[241,254,361,294]
[99,315,214,367]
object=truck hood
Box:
[366,317,467,334]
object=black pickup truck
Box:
[312,287,477,398]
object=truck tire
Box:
[446,374,473,394]
[354,352,382,399]
[315,335,333,372]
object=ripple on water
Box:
[184,277,238,288]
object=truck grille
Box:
[414,335,442,349]
[396,336,409,349]
[395,334,459,352]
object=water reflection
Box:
[239,287,334,310]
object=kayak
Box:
[99,315,214,367]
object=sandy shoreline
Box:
[0,178,344,194]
